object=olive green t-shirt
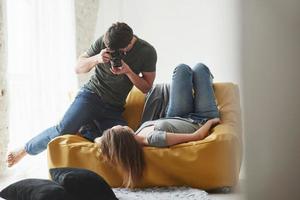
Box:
[84,35,157,108]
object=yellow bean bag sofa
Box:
[47,83,242,190]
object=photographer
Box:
[7,22,157,167]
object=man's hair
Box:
[104,22,133,50]
[98,126,145,188]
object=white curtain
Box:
[7,0,77,149]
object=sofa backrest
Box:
[123,87,146,131]
[213,83,242,141]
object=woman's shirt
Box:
[135,117,203,147]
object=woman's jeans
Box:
[166,63,220,123]
[25,88,127,155]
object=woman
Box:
[95,63,220,188]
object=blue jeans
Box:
[25,88,127,155]
[165,63,220,123]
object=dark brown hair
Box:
[98,126,145,188]
[104,22,133,50]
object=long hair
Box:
[98,126,145,188]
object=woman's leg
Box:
[165,64,194,118]
[192,63,220,119]
[7,89,100,167]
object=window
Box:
[6,0,77,176]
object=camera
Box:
[110,50,125,67]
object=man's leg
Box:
[80,118,127,142]
[165,64,194,118]
[7,89,99,167]
[80,102,128,142]
[192,63,220,119]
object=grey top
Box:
[136,117,202,147]
[84,35,157,108]
[139,83,203,147]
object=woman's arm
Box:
[164,118,220,146]
[134,118,220,147]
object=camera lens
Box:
[110,50,124,67]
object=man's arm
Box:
[110,60,155,93]
[75,49,110,74]
[126,71,156,94]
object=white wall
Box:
[94,0,241,84]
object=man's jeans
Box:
[25,88,127,155]
[166,63,220,123]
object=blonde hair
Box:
[98,126,145,188]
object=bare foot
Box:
[6,148,27,167]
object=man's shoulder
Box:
[86,35,105,57]
[136,37,156,53]
[94,35,105,47]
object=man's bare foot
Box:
[6,148,27,167]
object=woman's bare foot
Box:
[6,148,28,167]
[193,118,221,140]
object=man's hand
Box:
[75,48,111,74]
[110,60,155,93]
[98,48,111,63]
[110,60,131,75]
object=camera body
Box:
[110,50,125,67]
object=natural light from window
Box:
[6,0,77,178]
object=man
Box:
[7,22,157,167]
